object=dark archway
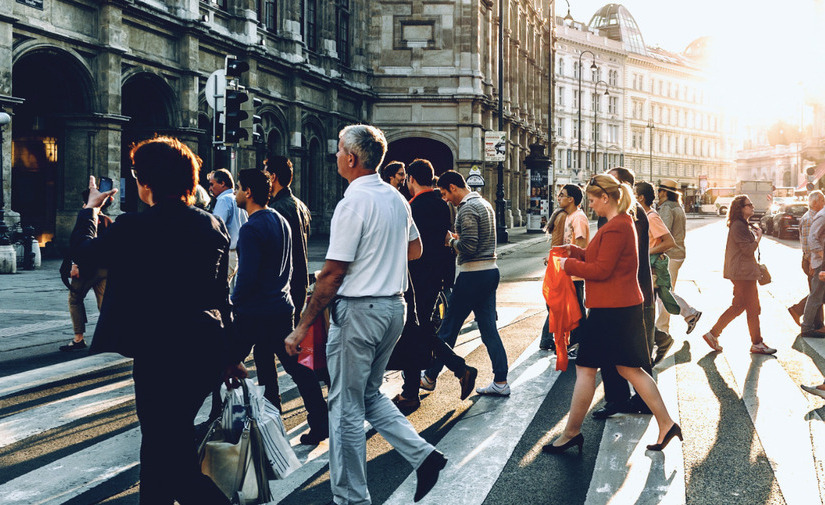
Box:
[121,73,176,212]
[384,137,455,176]
[11,49,94,244]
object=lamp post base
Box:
[496,225,509,244]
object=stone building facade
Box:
[0,0,551,250]
[0,0,373,249]
[369,0,549,227]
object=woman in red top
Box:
[543,174,681,454]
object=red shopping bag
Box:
[542,248,582,371]
[298,313,328,371]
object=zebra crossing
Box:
[5,251,825,504]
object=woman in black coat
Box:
[71,137,247,505]
[702,195,777,355]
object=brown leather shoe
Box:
[391,394,421,413]
[788,307,802,327]
[459,366,478,400]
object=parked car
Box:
[771,203,807,239]
[760,210,776,235]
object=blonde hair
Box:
[586,174,635,216]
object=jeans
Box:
[425,268,509,383]
[803,266,825,331]
[327,296,433,505]
[236,311,328,434]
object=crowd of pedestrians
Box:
[63,121,825,504]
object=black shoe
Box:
[392,393,421,414]
[59,340,87,352]
[542,433,584,455]
[299,429,329,445]
[414,450,447,502]
[591,401,633,420]
[459,366,478,400]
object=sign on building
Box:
[466,166,485,189]
[485,131,506,162]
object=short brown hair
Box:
[130,136,201,206]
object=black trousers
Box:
[237,311,329,434]
[601,303,655,405]
[133,357,230,505]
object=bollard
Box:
[21,225,34,270]
[0,222,15,274]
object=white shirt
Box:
[326,173,419,297]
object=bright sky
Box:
[563,0,825,128]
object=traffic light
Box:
[225,56,249,79]
[240,96,263,147]
[224,87,249,144]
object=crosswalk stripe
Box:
[0,354,130,399]
[382,339,563,504]
[0,429,141,505]
[0,379,134,448]
[585,352,685,505]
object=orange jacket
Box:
[542,248,582,371]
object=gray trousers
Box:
[327,295,434,505]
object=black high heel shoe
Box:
[542,433,584,455]
[646,423,682,451]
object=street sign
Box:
[205,69,226,111]
[485,131,506,162]
[466,166,485,188]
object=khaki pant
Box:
[68,269,107,335]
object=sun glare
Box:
[703,0,825,127]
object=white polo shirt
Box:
[327,173,419,297]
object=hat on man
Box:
[658,179,682,195]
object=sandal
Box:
[702,332,723,352]
[750,342,777,355]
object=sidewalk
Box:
[0,227,549,364]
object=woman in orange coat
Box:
[543,174,681,454]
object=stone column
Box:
[0,3,22,227]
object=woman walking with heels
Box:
[543,174,681,454]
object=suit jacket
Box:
[408,189,452,288]
[270,188,311,297]
[70,201,235,361]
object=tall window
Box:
[609,96,617,114]
[260,0,276,32]
[556,118,564,137]
[305,0,317,51]
[557,86,565,106]
[558,58,564,77]
[337,0,350,65]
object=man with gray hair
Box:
[285,124,446,504]
[797,190,825,337]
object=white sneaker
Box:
[420,371,436,391]
[476,381,510,396]
[685,312,702,334]
[801,384,825,399]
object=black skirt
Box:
[575,304,651,369]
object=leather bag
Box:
[757,247,771,286]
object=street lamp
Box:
[0,111,10,245]
[646,118,655,183]
[593,80,609,173]
[577,50,597,183]
[496,0,508,243]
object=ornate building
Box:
[0,0,551,250]
[551,4,736,194]
[0,0,372,248]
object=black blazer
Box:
[70,201,234,361]
[409,190,453,287]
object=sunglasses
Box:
[744,203,754,208]
[588,176,608,194]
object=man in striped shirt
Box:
[790,190,824,328]
[420,170,510,397]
